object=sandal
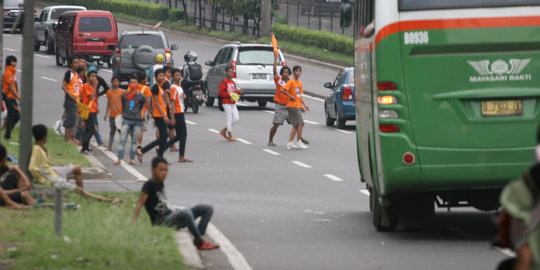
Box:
[178,158,194,163]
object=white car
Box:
[34,5,86,54]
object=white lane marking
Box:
[92,143,147,181]
[312,218,332,222]
[35,54,51,59]
[41,76,57,82]
[102,69,113,73]
[206,222,253,270]
[237,138,252,145]
[304,120,320,125]
[263,148,280,156]
[16,69,22,72]
[185,120,197,125]
[495,247,515,257]
[303,95,324,102]
[336,129,353,134]
[314,211,325,215]
[293,161,312,169]
[3,48,16,52]
[236,102,247,107]
[359,189,370,196]
[264,110,274,114]
[208,128,219,134]
[324,174,343,182]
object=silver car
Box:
[34,5,86,54]
[204,42,285,108]
[112,30,179,82]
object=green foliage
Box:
[273,23,354,55]
[169,8,185,21]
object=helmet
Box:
[155,54,164,63]
[184,51,198,62]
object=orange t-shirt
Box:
[273,75,289,105]
[106,88,125,117]
[139,85,151,116]
[2,65,18,100]
[284,78,303,108]
[151,84,167,118]
[63,70,80,99]
[82,83,98,113]
[170,84,183,114]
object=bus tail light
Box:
[403,152,415,165]
[379,110,398,119]
[231,60,237,78]
[342,86,353,100]
[377,96,397,105]
[379,124,399,133]
[377,81,397,90]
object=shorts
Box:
[48,165,77,191]
[63,97,77,128]
[287,107,304,126]
[0,191,22,206]
[272,103,288,125]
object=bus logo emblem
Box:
[468,59,532,83]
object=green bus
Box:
[341,0,540,231]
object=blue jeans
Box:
[91,113,104,145]
[117,119,142,160]
[163,204,213,240]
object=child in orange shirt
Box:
[80,70,99,154]
[104,76,125,151]
[283,65,310,150]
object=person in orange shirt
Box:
[268,54,291,147]
[136,72,152,154]
[283,65,309,150]
[61,57,80,144]
[80,70,99,154]
[104,76,125,151]
[164,68,192,162]
[2,56,20,140]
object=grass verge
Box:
[2,126,92,167]
[0,191,186,269]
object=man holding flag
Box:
[268,35,292,146]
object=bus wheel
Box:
[372,189,399,232]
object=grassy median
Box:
[0,191,186,269]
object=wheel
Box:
[192,101,199,114]
[55,48,63,66]
[371,187,399,232]
[325,105,335,126]
[46,34,55,54]
[337,111,346,129]
[205,96,215,107]
[257,100,267,107]
[34,41,40,52]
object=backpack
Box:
[188,63,203,81]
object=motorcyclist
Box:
[181,51,204,102]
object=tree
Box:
[260,0,272,37]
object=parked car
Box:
[204,42,285,108]
[324,68,355,129]
[112,30,179,82]
[3,0,38,33]
[34,5,86,54]
[299,0,341,15]
[54,10,118,67]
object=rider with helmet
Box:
[181,51,204,100]
[147,54,164,88]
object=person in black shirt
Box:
[132,157,219,250]
[0,144,36,207]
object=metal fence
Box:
[135,0,354,37]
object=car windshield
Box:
[399,0,540,10]
[51,8,83,20]
[119,34,165,49]
[78,17,112,32]
[4,0,23,8]
[237,47,275,65]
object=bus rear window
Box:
[78,17,112,32]
[399,0,540,11]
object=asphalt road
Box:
[2,21,508,269]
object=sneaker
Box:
[268,142,277,147]
[295,140,309,149]
[286,141,298,150]
[198,242,220,250]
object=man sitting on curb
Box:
[28,124,122,204]
[132,156,219,250]
[0,144,36,207]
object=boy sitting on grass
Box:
[28,124,122,204]
[132,157,219,250]
[0,144,36,207]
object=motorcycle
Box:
[184,82,205,114]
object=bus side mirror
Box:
[340,3,352,28]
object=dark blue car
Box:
[324,67,355,129]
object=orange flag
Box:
[271,34,279,56]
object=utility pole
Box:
[260,0,272,37]
[19,0,35,174]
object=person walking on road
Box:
[140,69,171,160]
[164,68,192,162]
[218,67,244,142]
[132,156,219,250]
[115,76,146,165]
[61,57,81,145]
[284,65,310,150]
[80,70,99,154]
[268,54,291,146]
[2,56,20,140]
[147,54,164,89]
[137,72,152,153]
[104,76,125,151]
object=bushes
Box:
[47,0,185,21]
[273,23,353,55]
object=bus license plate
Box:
[481,100,522,116]
[252,73,267,80]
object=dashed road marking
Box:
[336,129,353,134]
[41,76,57,82]
[324,174,343,182]
[293,161,312,169]
[303,95,324,102]
[35,54,51,59]
[495,247,515,257]
[185,120,197,125]
[264,110,274,114]
[3,48,16,52]
[304,120,320,125]
[263,148,280,156]
[312,218,332,222]
[359,189,370,196]
[208,128,219,134]
[236,102,247,107]
[237,138,252,145]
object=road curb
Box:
[174,231,205,269]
